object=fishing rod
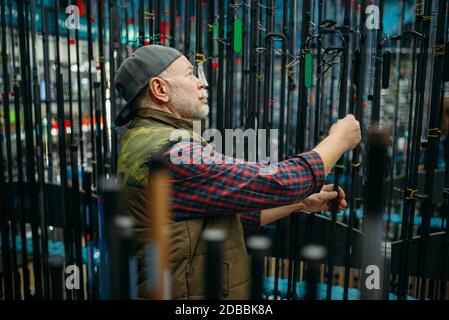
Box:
[82,170,97,299]
[225,0,235,129]
[343,1,366,301]
[66,4,74,141]
[371,0,386,124]
[246,0,258,131]
[102,177,125,300]
[247,235,272,300]
[110,215,135,299]
[301,244,326,300]
[53,0,73,300]
[40,1,53,300]
[203,228,225,300]
[30,0,48,299]
[416,0,448,300]
[147,0,153,43]
[361,127,389,300]
[97,1,110,178]
[16,0,36,300]
[289,0,315,300]
[398,0,433,300]
[19,0,45,299]
[41,1,54,183]
[216,0,224,133]
[285,0,296,157]
[313,0,324,145]
[75,7,84,169]
[110,0,121,175]
[86,0,97,186]
[261,1,275,134]
[146,156,171,300]
[154,0,161,43]
[139,0,144,46]
[326,0,352,300]
[0,76,13,300]
[1,0,19,299]
[70,140,84,300]
[386,0,406,260]
[441,95,449,299]
[207,0,216,127]
[234,0,245,129]
[8,0,28,299]
[184,0,192,58]
[170,0,176,47]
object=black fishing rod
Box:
[66,4,75,141]
[246,0,259,131]
[170,0,176,47]
[207,0,216,127]
[290,0,314,300]
[139,0,145,46]
[441,96,449,299]
[398,0,433,300]
[41,1,54,183]
[301,244,326,300]
[261,1,275,133]
[326,0,352,300]
[216,0,224,133]
[70,140,84,300]
[370,0,385,124]
[82,170,97,299]
[16,0,36,300]
[343,0,366,301]
[54,0,73,300]
[203,228,225,300]
[417,0,448,300]
[48,255,65,300]
[8,0,28,299]
[1,0,18,299]
[386,0,406,258]
[285,0,296,157]
[110,0,121,175]
[146,0,153,43]
[247,235,272,300]
[361,127,389,300]
[18,0,44,299]
[75,9,84,169]
[30,0,48,299]
[97,1,110,177]
[313,0,324,145]
[225,0,235,129]
[184,0,191,57]
[0,79,13,300]
[86,0,97,186]
[154,0,161,43]
[238,0,246,129]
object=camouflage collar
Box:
[133,108,197,130]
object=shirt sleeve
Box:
[162,141,325,226]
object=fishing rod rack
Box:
[0,0,449,300]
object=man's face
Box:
[162,56,209,120]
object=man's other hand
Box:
[300,184,347,212]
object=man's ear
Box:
[148,77,170,103]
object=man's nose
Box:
[198,78,208,89]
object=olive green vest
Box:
[117,108,251,300]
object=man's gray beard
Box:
[171,86,209,120]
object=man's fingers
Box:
[319,191,338,201]
[337,186,346,199]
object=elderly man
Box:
[115,45,360,300]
